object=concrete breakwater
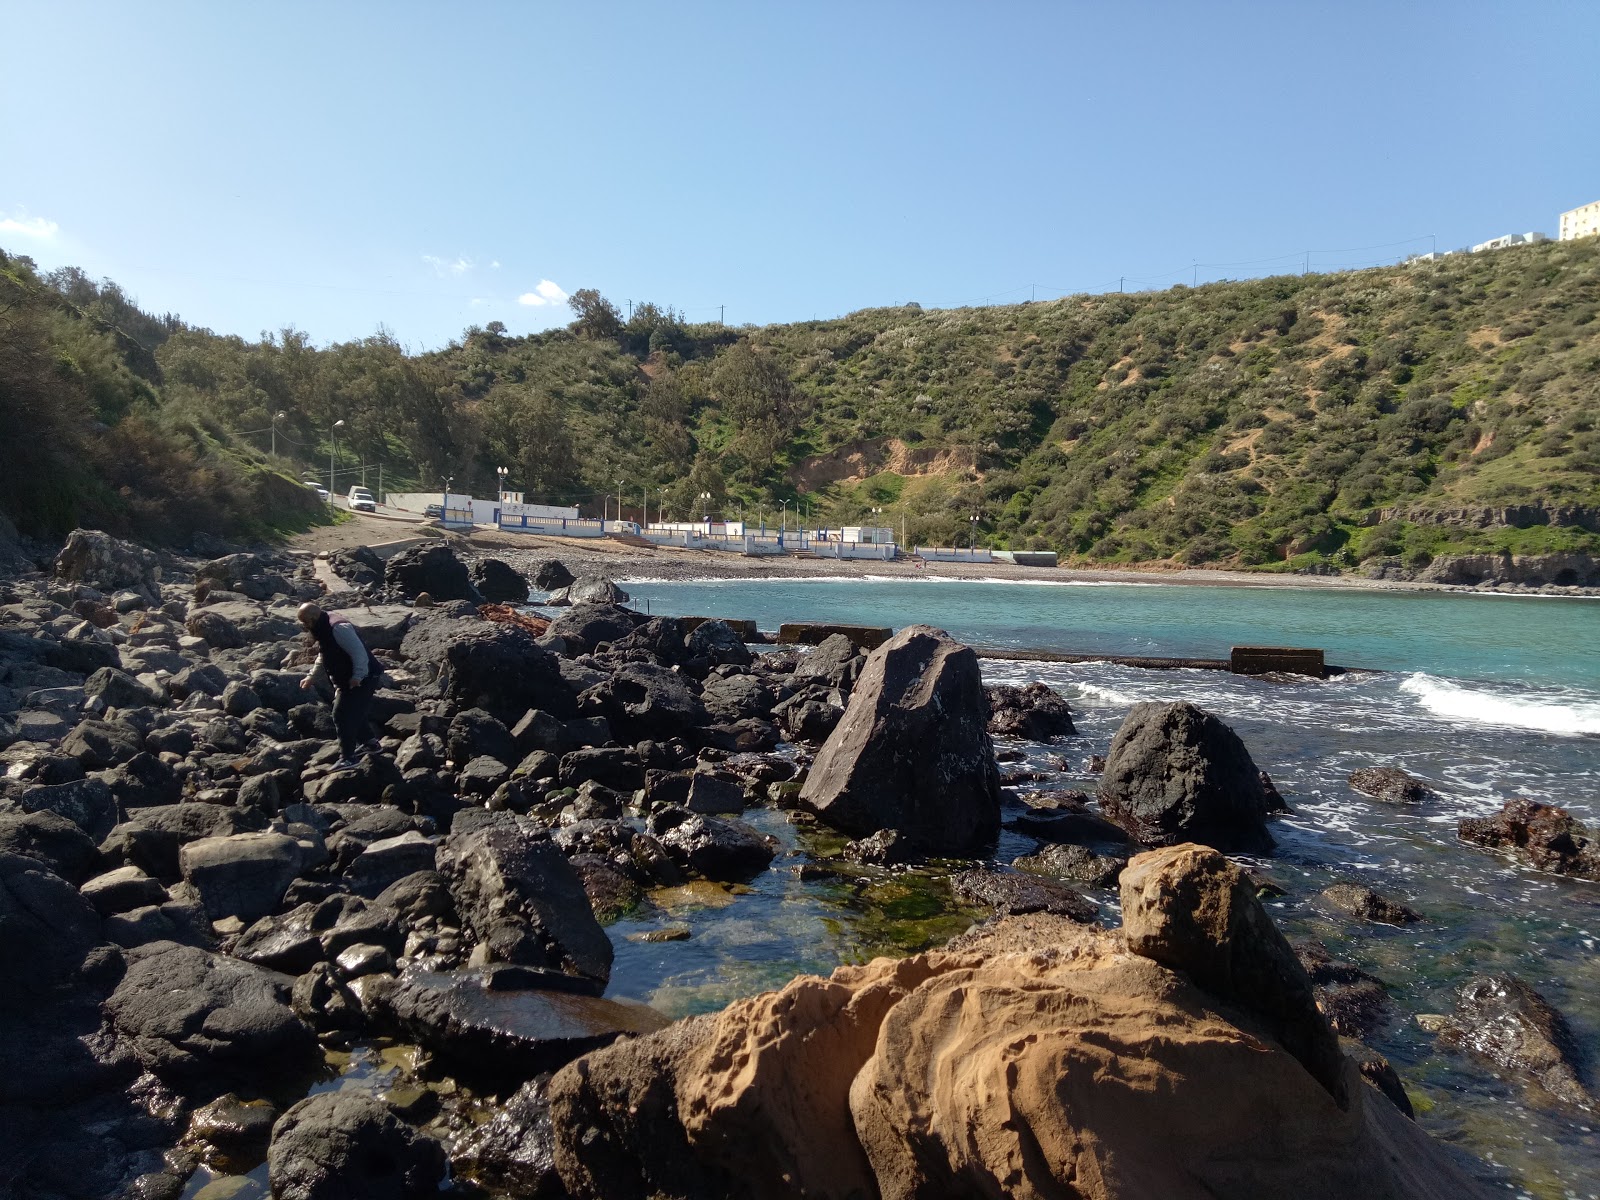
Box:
[2,531,1594,1197]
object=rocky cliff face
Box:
[1364,550,1599,589]
[547,845,1496,1200]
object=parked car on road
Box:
[347,486,377,512]
[304,480,330,501]
[423,503,444,518]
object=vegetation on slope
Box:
[3,237,1597,567]
[0,253,329,546]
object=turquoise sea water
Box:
[621,576,1600,689]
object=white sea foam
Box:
[1400,674,1600,736]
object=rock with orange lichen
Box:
[548,846,1495,1200]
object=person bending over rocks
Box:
[297,601,382,769]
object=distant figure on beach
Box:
[297,601,381,768]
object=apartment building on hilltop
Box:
[1558,200,1600,242]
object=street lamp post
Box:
[616,479,624,527]
[329,420,345,499]
[271,411,286,458]
[442,476,454,524]
[969,512,980,551]
[698,491,713,525]
[779,500,789,535]
[496,466,509,501]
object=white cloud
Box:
[489,260,501,270]
[422,254,475,277]
[469,298,491,308]
[0,211,59,240]
[517,279,568,307]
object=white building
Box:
[1470,232,1549,253]
[1559,200,1600,242]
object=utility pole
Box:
[329,420,344,497]
[1192,261,1198,287]
[718,305,724,326]
[626,300,633,320]
[271,411,285,458]
[1119,276,1124,293]
[1030,283,1036,302]
[1303,251,1310,274]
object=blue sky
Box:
[4,1,1597,349]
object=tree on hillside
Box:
[711,341,810,469]
[567,288,622,341]
[479,383,581,501]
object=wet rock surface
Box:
[1098,700,1276,853]
[1458,796,1600,880]
[1348,765,1442,805]
[800,624,1001,854]
[1436,974,1593,1110]
[985,680,1077,740]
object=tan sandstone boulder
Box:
[549,846,1494,1200]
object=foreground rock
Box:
[800,625,1001,854]
[1098,701,1275,853]
[1457,797,1600,881]
[546,844,1493,1200]
[1348,766,1441,805]
[385,542,481,602]
[268,1089,446,1200]
[1435,974,1592,1110]
[984,681,1076,740]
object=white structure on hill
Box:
[1559,200,1600,242]
[1470,231,1549,253]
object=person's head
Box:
[296,602,324,631]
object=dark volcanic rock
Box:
[436,819,613,989]
[984,682,1076,741]
[656,814,776,881]
[1458,797,1600,881]
[385,542,482,602]
[54,528,161,598]
[1348,766,1441,805]
[372,965,670,1084]
[448,707,516,766]
[580,662,708,740]
[791,633,865,691]
[799,625,1000,855]
[841,827,918,866]
[548,603,641,654]
[106,940,316,1090]
[1318,882,1422,927]
[1295,941,1391,1040]
[268,1089,446,1200]
[532,559,575,592]
[1012,842,1127,888]
[450,1076,564,1198]
[472,557,530,604]
[0,809,99,883]
[950,867,1099,921]
[1098,701,1274,853]
[1437,974,1592,1110]
[179,831,303,923]
[439,622,576,722]
[20,775,118,842]
[685,620,752,667]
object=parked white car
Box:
[304,480,330,501]
[347,486,377,512]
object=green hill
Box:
[3,238,1597,570]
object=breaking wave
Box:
[1400,674,1600,736]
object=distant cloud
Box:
[518,280,568,307]
[0,210,59,240]
[423,254,475,278]
[469,298,491,308]
[489,260,501,270]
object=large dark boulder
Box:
[450,1077,564,1198]
[791,634,865,691]
[579,663,708,742]
[436,819,613,990]
[403,620,576,722]
[20,776,119,842]
[548,604,642,654]
[799,625,1000,855]
[532,559,575,592]
[105,940,316,1090]
[984,682,1076,741]
[371,965,670,1086]
[268,1089,446,1200]
[329,545,385,589]
[656,814,776,881]
[385,542,482,602]
[84,666,165,710]
[686,620,752,667]
[1348,766,1441,805]
[62,718,144,769]
[472,558,530,604]
[0,809,99,884]
[53,528,161,599]
[1098,701,1274,853]
[1436,974,1591,1109]
[448,707,517,766]
[178,831,304,923]
[549,576,629,607]
[700,673,778,723]
[0,852,107,1006]
[1458,797,1600,881]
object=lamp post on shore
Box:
[969,512,980,550]
[698,491,713,526]
[329,420,345,499]
[271,411,286,458]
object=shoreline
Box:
[289,516,1600,599]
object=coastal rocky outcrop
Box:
[1098,701,1276,852]
[1458,797,1600,880]
[1349,766,1441,805]
[800,624,1001,854]
[1433,974,1592,1110]
[546,844,1493,1200]
[984,680,1076,740]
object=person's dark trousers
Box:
[333,676,378,759]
